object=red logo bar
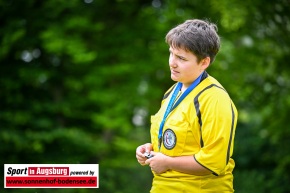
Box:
[28,167,69,176]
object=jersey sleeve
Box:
[194,87,237,176]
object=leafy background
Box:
[0,0,289,192]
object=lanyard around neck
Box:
[158,72,204,150]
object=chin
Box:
[171,75,179,82]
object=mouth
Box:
[171,69,179,74]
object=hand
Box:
[145,152,170,174]
[136,143,153,166]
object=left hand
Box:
[145,152,170,174]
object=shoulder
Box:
[193,75,235,113]
[196,75,228,98]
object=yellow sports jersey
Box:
[150,72,238,193]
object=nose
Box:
[169,55,177,68]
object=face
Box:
[169,46,209,90]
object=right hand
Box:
[136,143,153,166]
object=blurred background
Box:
[0,0,289,192]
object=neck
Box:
[180,71,205,92]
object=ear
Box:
[200,57,210,70]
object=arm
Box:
[194,88,238,175]
[145,152,211,175]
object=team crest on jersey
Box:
[163,129,176,150]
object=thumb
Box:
[145,143,153,153]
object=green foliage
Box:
[0,0,289,192]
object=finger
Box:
[145,158,151,165]
[138,159,147,166]
[136,155,145,160]
[136,148,145,157]
[136,152,144,158]
[136,146,143,153]
[145,143,152,152]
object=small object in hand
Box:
[144,152,154,159]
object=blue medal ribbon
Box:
[158,72,204,150]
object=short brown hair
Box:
[165,19,220,64]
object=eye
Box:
[177,56,186,61]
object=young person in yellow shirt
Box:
[136,19,238,192]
